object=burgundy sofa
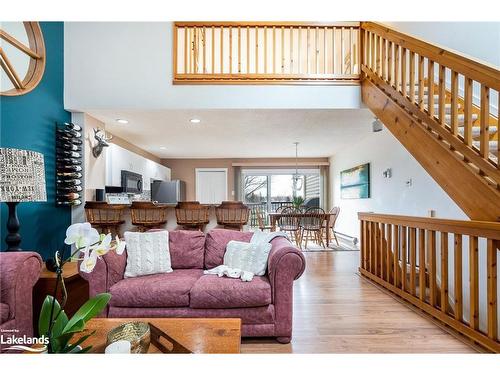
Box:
[0,252,43,351]
[80,229,306,343]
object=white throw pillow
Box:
[223,240,272,276]
[124,230,173,278]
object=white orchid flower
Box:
[64,223,100,250]
[115,236,126,255]
[80,249,98,273]
[92,233,112,256]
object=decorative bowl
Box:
[106,322,150,353]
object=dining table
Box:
[268,211,336,246]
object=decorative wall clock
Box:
[0,22,45,96]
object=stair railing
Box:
[173,22,360,84]
[359,212,500,352]
[360,22,500,188]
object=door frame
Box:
[195,168,228,204]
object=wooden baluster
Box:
[440,232,449,313]
[463,78,473,146]
[220,26,224,74]
[428,230,437,307]
[401,226,407,292]
[341,28,346,75]
[203,27,206,74]
[246,26,250,74]
[469,236,479,330]
[419,229,426,302]
[290,27,294,74]
[410,227,417,296]
[264,26,267,74]
[255,27,259,74]
[480,85,490,158]
[451,71,459,134]
[380,223,385,278]
[360,220,366,270]
[438,65,446,126]
[272,26,276,74]
[183,27,188,74]
[211,26,215,74]
[324,27,327,74]
[401,48,407,98]
[282,26,285,74]
[315,27,319,74]
[376,35,381,75]
[370,222,376,274]
[393,225,399,287]
[238,26,241,74]
[332,27,337,74]
[193,27,197,73]
[367,221,372,272]
[486,239,498,340]
[427,60,435,118]
[386,223,392,282]
[229,26,232,74]
[409,51,416,104]
[374,222,380,276]
[306,27,310,74]
[418,55,425,110]
[454,234,463,321]
[387,41,393,86]
[394,44,400,92]
[371,32,375,73]
[381,38,386,81]
[363,29,368,69]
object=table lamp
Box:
[0,148,47,251]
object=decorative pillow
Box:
[124,230,173,278]
[223,240,272,276]
[204,229,253,269]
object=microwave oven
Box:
[121,170,143,194]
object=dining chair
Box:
[302,207,326,249]
[255,207,273,231]
[277,207,302,248]
[325,206,341,246]
[175,201,210,231]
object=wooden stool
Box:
[175,201,210,231]
[84,201,127,237]
[130,201,168,232]
[215,201,250,231]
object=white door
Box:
[195,168,228,204]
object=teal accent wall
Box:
[1,22,71,259]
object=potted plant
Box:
[38,222,125,353]
[292,196,305,210]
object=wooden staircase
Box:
[360,22,500,221]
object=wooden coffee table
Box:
[73,318,241,354]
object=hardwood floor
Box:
[241,251,476,353]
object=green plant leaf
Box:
[61,331,95,353]
[38,295,61,337]
[61,293,111,335]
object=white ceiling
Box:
[86,109,375,159]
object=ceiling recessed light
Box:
[159,146,167,150]
[116,119,129,124]
[189,118,201,124]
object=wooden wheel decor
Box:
[0,22,45,96]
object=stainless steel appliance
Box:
[121,170,143,194]
[151,180,185,204]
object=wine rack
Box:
[55,122,83,206]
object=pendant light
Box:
[292,142,303,195]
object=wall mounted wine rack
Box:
[55,122,83,206]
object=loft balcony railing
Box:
[173,22,360,85]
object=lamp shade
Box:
[0,147,47,202]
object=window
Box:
[242,169,322,226]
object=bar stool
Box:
[130,201,168,232]
[175,201,210,231]
[215,201,250,231]
[84,202,127,237]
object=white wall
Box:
[106,143,170,188]
[330,127,467,240]
[64,22,361,111]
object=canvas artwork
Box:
[340,163,370,199]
